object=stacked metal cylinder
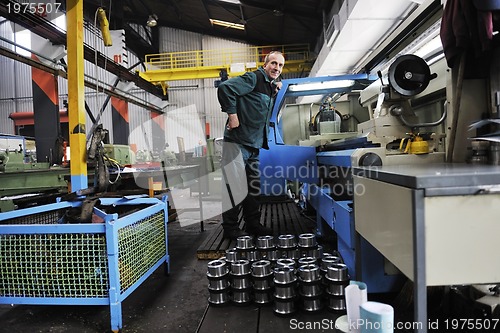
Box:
[206,259,230,306]
[277,234,298,259]
[230,259,252,305]
[324,262,349,312]
[225,248,238,269]
[255,235,278,262]
[320,254,341,289]
[206,233,349,315]
[297,263,323,312]
[297,233,320,258]
[298,256,317,267]
[276,257,296,270]
[235,235,256,262]
[273,266,297,315]
[251,260,273,305]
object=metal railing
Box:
[143,44,311,72]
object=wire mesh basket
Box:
[0,196,169,332]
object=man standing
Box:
[217,51,285,240]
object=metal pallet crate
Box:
[0,196,169,332]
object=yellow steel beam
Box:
[67,0,87,191]
[139,67,229,82]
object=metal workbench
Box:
[353,163,500,333]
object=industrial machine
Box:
[312,54,449,293]
[0,134,48,172]
[260,53,450,293]
[323,54,447,168]
[0,134,69,212]
[261,1,500,328]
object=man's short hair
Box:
[264,51,283,64]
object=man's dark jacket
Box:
[218,67,276,150]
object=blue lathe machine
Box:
[260,55,447,293]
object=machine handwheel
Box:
[388,54,432,96]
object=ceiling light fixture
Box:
[217,0,241,4]
[147,14,158,27]
[288,80,355,92]
[209,18,245,30]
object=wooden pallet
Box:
[196,199,316,260]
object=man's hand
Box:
[272,80,282,96]
[275,81,282,91]
[227,113,240,130]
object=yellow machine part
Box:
[410,136,429,154]
[400,135,429,154]
[97,8,112,47]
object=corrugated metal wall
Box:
[128,23,152,47]
[201,36,253,140]
[126,49,154,151]
[158,27,205,153]
[0,19,34,134]
[158,28,256,150]
[160,27,202,53]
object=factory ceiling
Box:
[1,0,333,100]
[82,0,335,59]
[1,0,439,102]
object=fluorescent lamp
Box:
[209,18,245,30]
[426,53,445,66]
[288,80,355,92]
[413,35,442,59]
[326,29,339,47]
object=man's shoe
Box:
[223,228,249,240]
[245,223,273,236]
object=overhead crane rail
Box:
[138,44,313,94]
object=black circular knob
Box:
[358,153,382,166]
[388,54,432,96]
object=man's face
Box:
[263,53,285,80]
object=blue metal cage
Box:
[0,196,169,332]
